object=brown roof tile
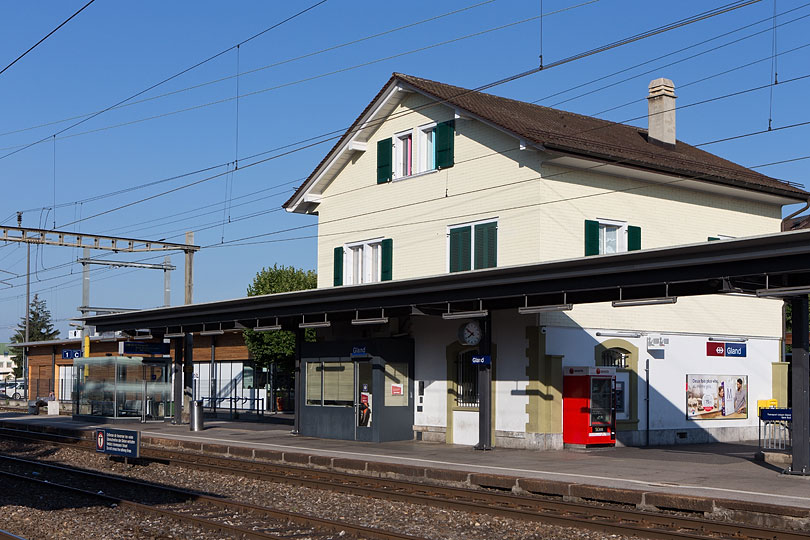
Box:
[285,73,807,209]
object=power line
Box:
[0,0,329,162]
[0,0,498,140]
[0,4,594,154]
[0,0,96,77]
[38,1,764,232]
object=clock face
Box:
[458,321,482,346]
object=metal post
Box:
[788,295,810,475]
[163,255,171,307]
[475,314,492,450]
[183,332,193,422]
[172,337,183,424]
[293,327,302,434]
[210,336,216,415]
[23,240,30,401]
[184,232,194,305]
[51,346,56,396]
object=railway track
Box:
[1,427,808,539]
[0,529,25,540]
[0,454,427,540]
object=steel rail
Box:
[2,429,808,539]
[0,530,25,540]
[0,454,426,540]
[149,449,810,540]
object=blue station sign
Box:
[350,346,369,358]
[61,349,82,359]
[95,428,140,458]
[471,355,491,365]
[760,408,792,422]
[119,341,170,356]
[725,343,747,357]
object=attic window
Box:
[394,131,413,178]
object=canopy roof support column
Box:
[788,295,810,475]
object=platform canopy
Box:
[83,229,810,335]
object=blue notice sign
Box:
[351,346,369,358]
[62,349,81,359]
[725,343,747,357]
[471,355,491,365]
[760,408,792,422]
[120,341,170,356]
[95,428,140,458]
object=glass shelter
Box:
[73,356,171,421]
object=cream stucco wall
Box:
[314,92,785,336]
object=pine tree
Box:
[9,294,60,377]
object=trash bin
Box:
[27,401,39,415]
[190,399,204,431]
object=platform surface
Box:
[2,412,808,510]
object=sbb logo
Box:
[707,342,726,357]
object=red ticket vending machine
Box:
[563,366,616,446]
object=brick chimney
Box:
[647,78,676,148]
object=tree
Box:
[243,265,316,377]
[9,295,60,377]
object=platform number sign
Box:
[62,349,82,359]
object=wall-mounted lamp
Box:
[708,336,747,343]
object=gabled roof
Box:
[284,73,807,211]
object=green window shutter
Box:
[333,247,343,286]
[584,220,600,256]
[381,239,393,281]
[449,226,471,273]
[474,222,497,269]
[628,225,641,251]
[435,120,455,169]
[377,138,392,184]
[708,237,720,242]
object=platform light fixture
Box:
[756,286,810,298]
[442,301,488,320]
[199,323,225,336]
[131,331,154,340]
[253,318,282,332]
[351,309,389,326]
[612,297,677,308]
[164,327,186,339]
[299,314,331,329]
[708,336,747,343]
[595,331,642,338]
[518,293,573,314]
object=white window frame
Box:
[417,122,436,174]
[597,218,627,254]
[446,218,498,273]
[393,129,413,179]
[344,238,384,285]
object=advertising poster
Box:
[686,375,748,420]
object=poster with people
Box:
[687,375,748,419]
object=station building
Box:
[81,73,808,449]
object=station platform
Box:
[1,412,808,523]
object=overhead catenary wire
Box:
[36,1,769,232]
[0,0,330,163]
[0,1,599,155]
[0,0,96,77]
[0,0,499,141]
[5,0,776,226]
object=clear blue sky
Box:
[0,0,808,341]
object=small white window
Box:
[345,239,383,285]
[418,123,436,173]
[394,130,413,178]
[597,219,627,254]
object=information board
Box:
[95,428,140,458]
[119,341,170,356]
[760,408,792,422]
